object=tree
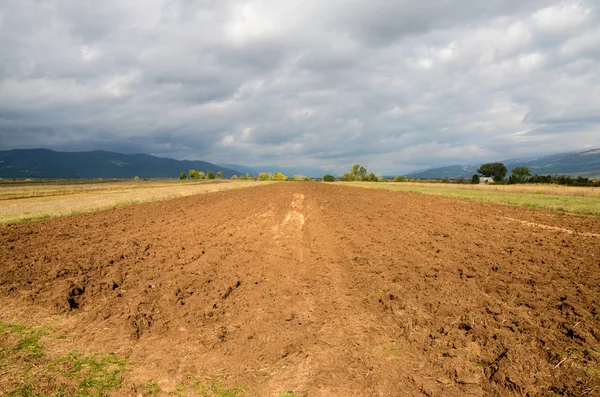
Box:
[368,172,379,182]
[478,162,507,181]
[342,164,370,181]
[231,175,239,180]
[179,172,187,180]
[471,174,480,184]
[207,171,215,179]
[323,175,334,182]
[241,173,250,180]
[258,172,270,181]
[273,172,288,181]
[189,169,200,179]
[198,171,205,179]
[509,166,531,184]
[216,171,224,179]
[134,176,140,180]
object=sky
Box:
[1,0,599,175]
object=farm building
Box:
[479,177,494,184]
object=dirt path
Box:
[1,184,599,396]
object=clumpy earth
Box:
[1,183,599,396]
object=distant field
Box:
[341,182,600,216]
[0,180,268,224]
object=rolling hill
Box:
[406,148,600,179]
[0,149,241,179]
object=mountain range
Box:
[406,148,600,179]
[1,147,599,180]
[0,149,240,179]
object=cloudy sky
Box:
[1,0,599,175]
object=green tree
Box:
[258,172,270,181]
[342,164,369,181]
[231,175,239,180]
[189,169,200,180]
[509,167,531,184]
[198,171,205,179]
[134,176,140,180]
[351,164,367,181]
[207,171,215,180]
[478,162,507,181]
[273,172,288,181]
[471,174,480,184]
[241,173,250,180]
[323,175,335,182]
[368,172,379,182]
[179,172,187,180]
[216,171,224,179]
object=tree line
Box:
[472,162,599,186]
[179,169,223,180]
[179,170,316,182]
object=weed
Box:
[58,351,129,395]
[278,391,298,397]
[476,361,489,368]
[0,322,47,360]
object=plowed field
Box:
[1,183,599,396]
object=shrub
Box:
[207,171,215,179]
[189,169,200,179]
[273,172,288,181]
[323,174,335,182]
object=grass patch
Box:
[0,321,130,396]
[0,180,271,224]
[341,182,600,217]
[167,376,248,397]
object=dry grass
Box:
[341,182,600,217]
[387,182,600,197]
[0,180,270,224]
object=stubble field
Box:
[1,183,599,396]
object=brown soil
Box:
[1,183,599,396]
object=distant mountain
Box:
[219,164,260,176]
[220,163,334,178]
[0,149,241,179]
[407,148,600,179]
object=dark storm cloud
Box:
[1,0,599,175]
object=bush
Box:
[273,172,287,181]
[189,169,200,180]
[207,171,215,179]
[231,175,239,180]
[323,174,335,182]
[471,174,480,184]
[179,172,187,180]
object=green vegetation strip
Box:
[0,322,250,396]
[341,182,600,217]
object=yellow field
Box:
[0,180,269,224]
[341,182,600,216]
